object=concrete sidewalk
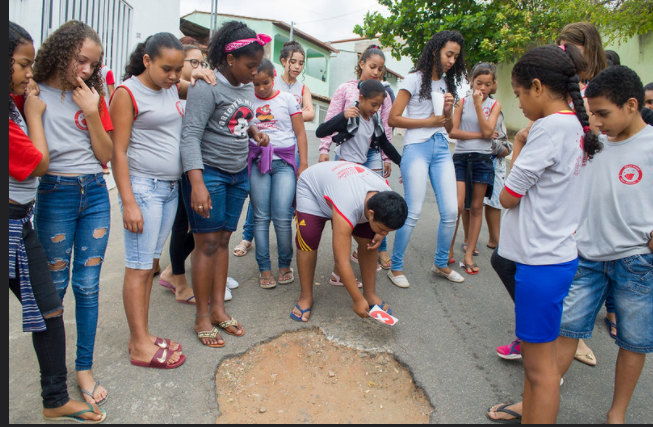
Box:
[9,132,652,423]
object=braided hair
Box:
[9,21,33,124]
[123,32,183,80]
[512,44,602,159]
[412,31,467,102]
[355,45,385,79]
[207,21,262,69]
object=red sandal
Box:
[130,346,186,369]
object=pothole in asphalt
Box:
[215,328,433,424]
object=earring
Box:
[229,63,233,67]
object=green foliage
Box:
[353,0,652,69]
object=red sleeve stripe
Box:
[113,85,138,119]
[324,196,354,229]
[505,186,524,198]
[290,111,303,116]
[491,100,498,110]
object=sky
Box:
[179,0,391,42]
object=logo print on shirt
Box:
[294,94,302,106]
[482,107,491,117]
[227,107,254,137]
[74,110,88,131]
[619,164,642,185]
[256,104,274,122]
[176,101,185,117]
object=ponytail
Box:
[512,44,601,159]
[123,32,183,80]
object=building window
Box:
[41,0,132,84]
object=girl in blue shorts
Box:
[180,21,270,348]
[449,62,502,275]
[497,44,602,423]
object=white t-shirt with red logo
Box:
[37,83,113,174]
[575,125,653,261]
[296,161,391,227]
[116,76,184,181]
[499,112,587,265]
[252,90,301,160]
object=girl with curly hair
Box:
[180,20,269,348]
[32,20,113,406]
[9,21,105,422]
[387,30,467,288]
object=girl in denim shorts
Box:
[111,32,214,368]
[180,21,270,349]
[449,62,502,275]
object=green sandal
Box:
[44,402,107,424]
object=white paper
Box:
[431,91,445,116]
[369,305,399,326]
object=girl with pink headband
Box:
[179,21,270,348]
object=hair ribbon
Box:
[558,44,566,52]
[224,34,271,53]
[583,126,591,133]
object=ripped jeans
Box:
[35,173,111,371]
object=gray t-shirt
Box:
[576,125,653,261]
[454,95,497,154]
[499,112,587,265]
[118,77,183,181]
[335,113,375,164]
[296,161,391,227]
[400,71,448,146]
[275,75,303,108]
[9,109,39,204]
[180,70,255,174]
[38,83,112,174]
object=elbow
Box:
[481,129,494,139]
[304,112,315,122]
[499,191,519,209]
[388,116,399,128]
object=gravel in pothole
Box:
[215,328,432,423]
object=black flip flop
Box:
[486,404,522,424]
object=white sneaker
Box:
[226,277,239,289]
[387,270,410,288]
[431,265,465,283]
[225,287,233,301]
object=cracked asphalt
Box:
[9,132,652,423]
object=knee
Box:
[43,309,64,319]
[218,233,231,249]
[198,238,220,255]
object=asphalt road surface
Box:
[9,132,652,423]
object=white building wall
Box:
[9,0,181,84]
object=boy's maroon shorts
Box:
[295,211,375,251]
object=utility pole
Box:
[289,21,294,41]
[210,0,218,39]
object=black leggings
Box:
[9,202,69,409]
[490,247,517,303]
[169,184,194,275]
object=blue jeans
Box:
[390,133,458,270]
[35,173,111,371]
[560,254,653,353]
[249,160,296,272]
[118,177,178,270]
[242,203,254,242]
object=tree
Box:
[353,0,653,69]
